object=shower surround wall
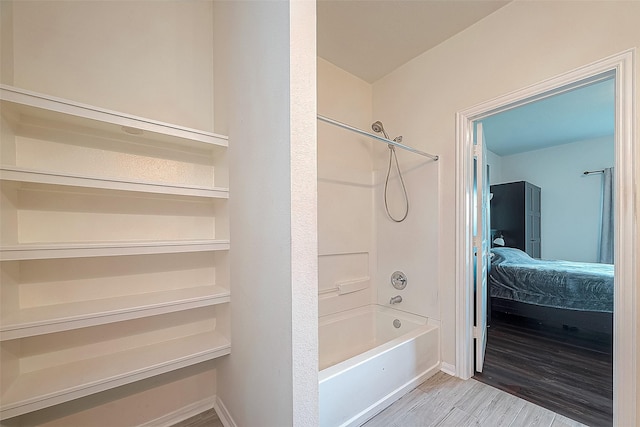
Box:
[372,131,440,320]
[318,58,375,315]
[317,55,441,334]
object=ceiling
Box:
[481,78,615,156]
[317,0,511,83]
[317,1,614,157]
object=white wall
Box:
[8,0,215,132]
[317,58,375,317]
[217,1,318,426]
[0,1,13,85]
[372,1,640,380]
[496,137,614,262]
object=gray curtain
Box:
[598,167,614,264]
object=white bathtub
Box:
[319,305,440,427]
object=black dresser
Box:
[490,181,541,258]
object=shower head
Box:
[371,121,389,139]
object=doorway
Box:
[473,76,615,425]
[455,50,637,426]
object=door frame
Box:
[455,49,637,425]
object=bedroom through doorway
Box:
[457,49,637,427]
[472,75,615,426]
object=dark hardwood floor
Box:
[474,312,613,427]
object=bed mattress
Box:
[489,247,614,313]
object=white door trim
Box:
[455,49,637,426]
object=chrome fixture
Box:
[317,115,439,161]
[372,120,410,222]
[393,319,402,328]
[371,120,389,139]
[391,271,407,290]
[389,295,403,304]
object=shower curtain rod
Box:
[317,115,439,161]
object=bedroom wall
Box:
[486,149,503,184]
[317,58,375,316]
[372,0,640,394]
[496,136,614,263]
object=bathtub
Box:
[319,305,440,427]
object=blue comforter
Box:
[489,247,614,313]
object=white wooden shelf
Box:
[0,85,228,150]
[0,166,229,199]
[0,240,230,261]
[0,331,230,420]
[0,285,230,341]
[0,84,231,422]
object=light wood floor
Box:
[171,407,223,427]
[173,372,587,427]
[363,372,587,427]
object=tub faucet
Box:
[390,295,402,304]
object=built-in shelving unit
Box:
[0,85,230,421]
[0,166,230,198]
[0,284,230,340]
[0,239,230,261]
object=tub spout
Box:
[389,295,402,304]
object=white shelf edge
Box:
[0,332,231,420]
[0,287,230,341]
[0,167,229,199]
[0,240,230,261]
[0,84,228,147]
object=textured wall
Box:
[218,1,318,425]
[11,1,215,131]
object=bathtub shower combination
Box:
[319,305,440,427]
[317,118,441,426]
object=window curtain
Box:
[598,167,614,264]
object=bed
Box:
[489,247,614,334]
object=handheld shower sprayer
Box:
[370,120,410,223]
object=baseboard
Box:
[139,396,215,427]
[343,362,440,427]
[214,395,237,427]
[440,362,456,376]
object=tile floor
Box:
[173,371,588,427]
[171,407,223,427]
[363,372,588,427]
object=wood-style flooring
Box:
[174,372,586,427]
[474,312,613,427]
[171,408,223,427]
[364,372,585,427]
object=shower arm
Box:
[317,115,439,161]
